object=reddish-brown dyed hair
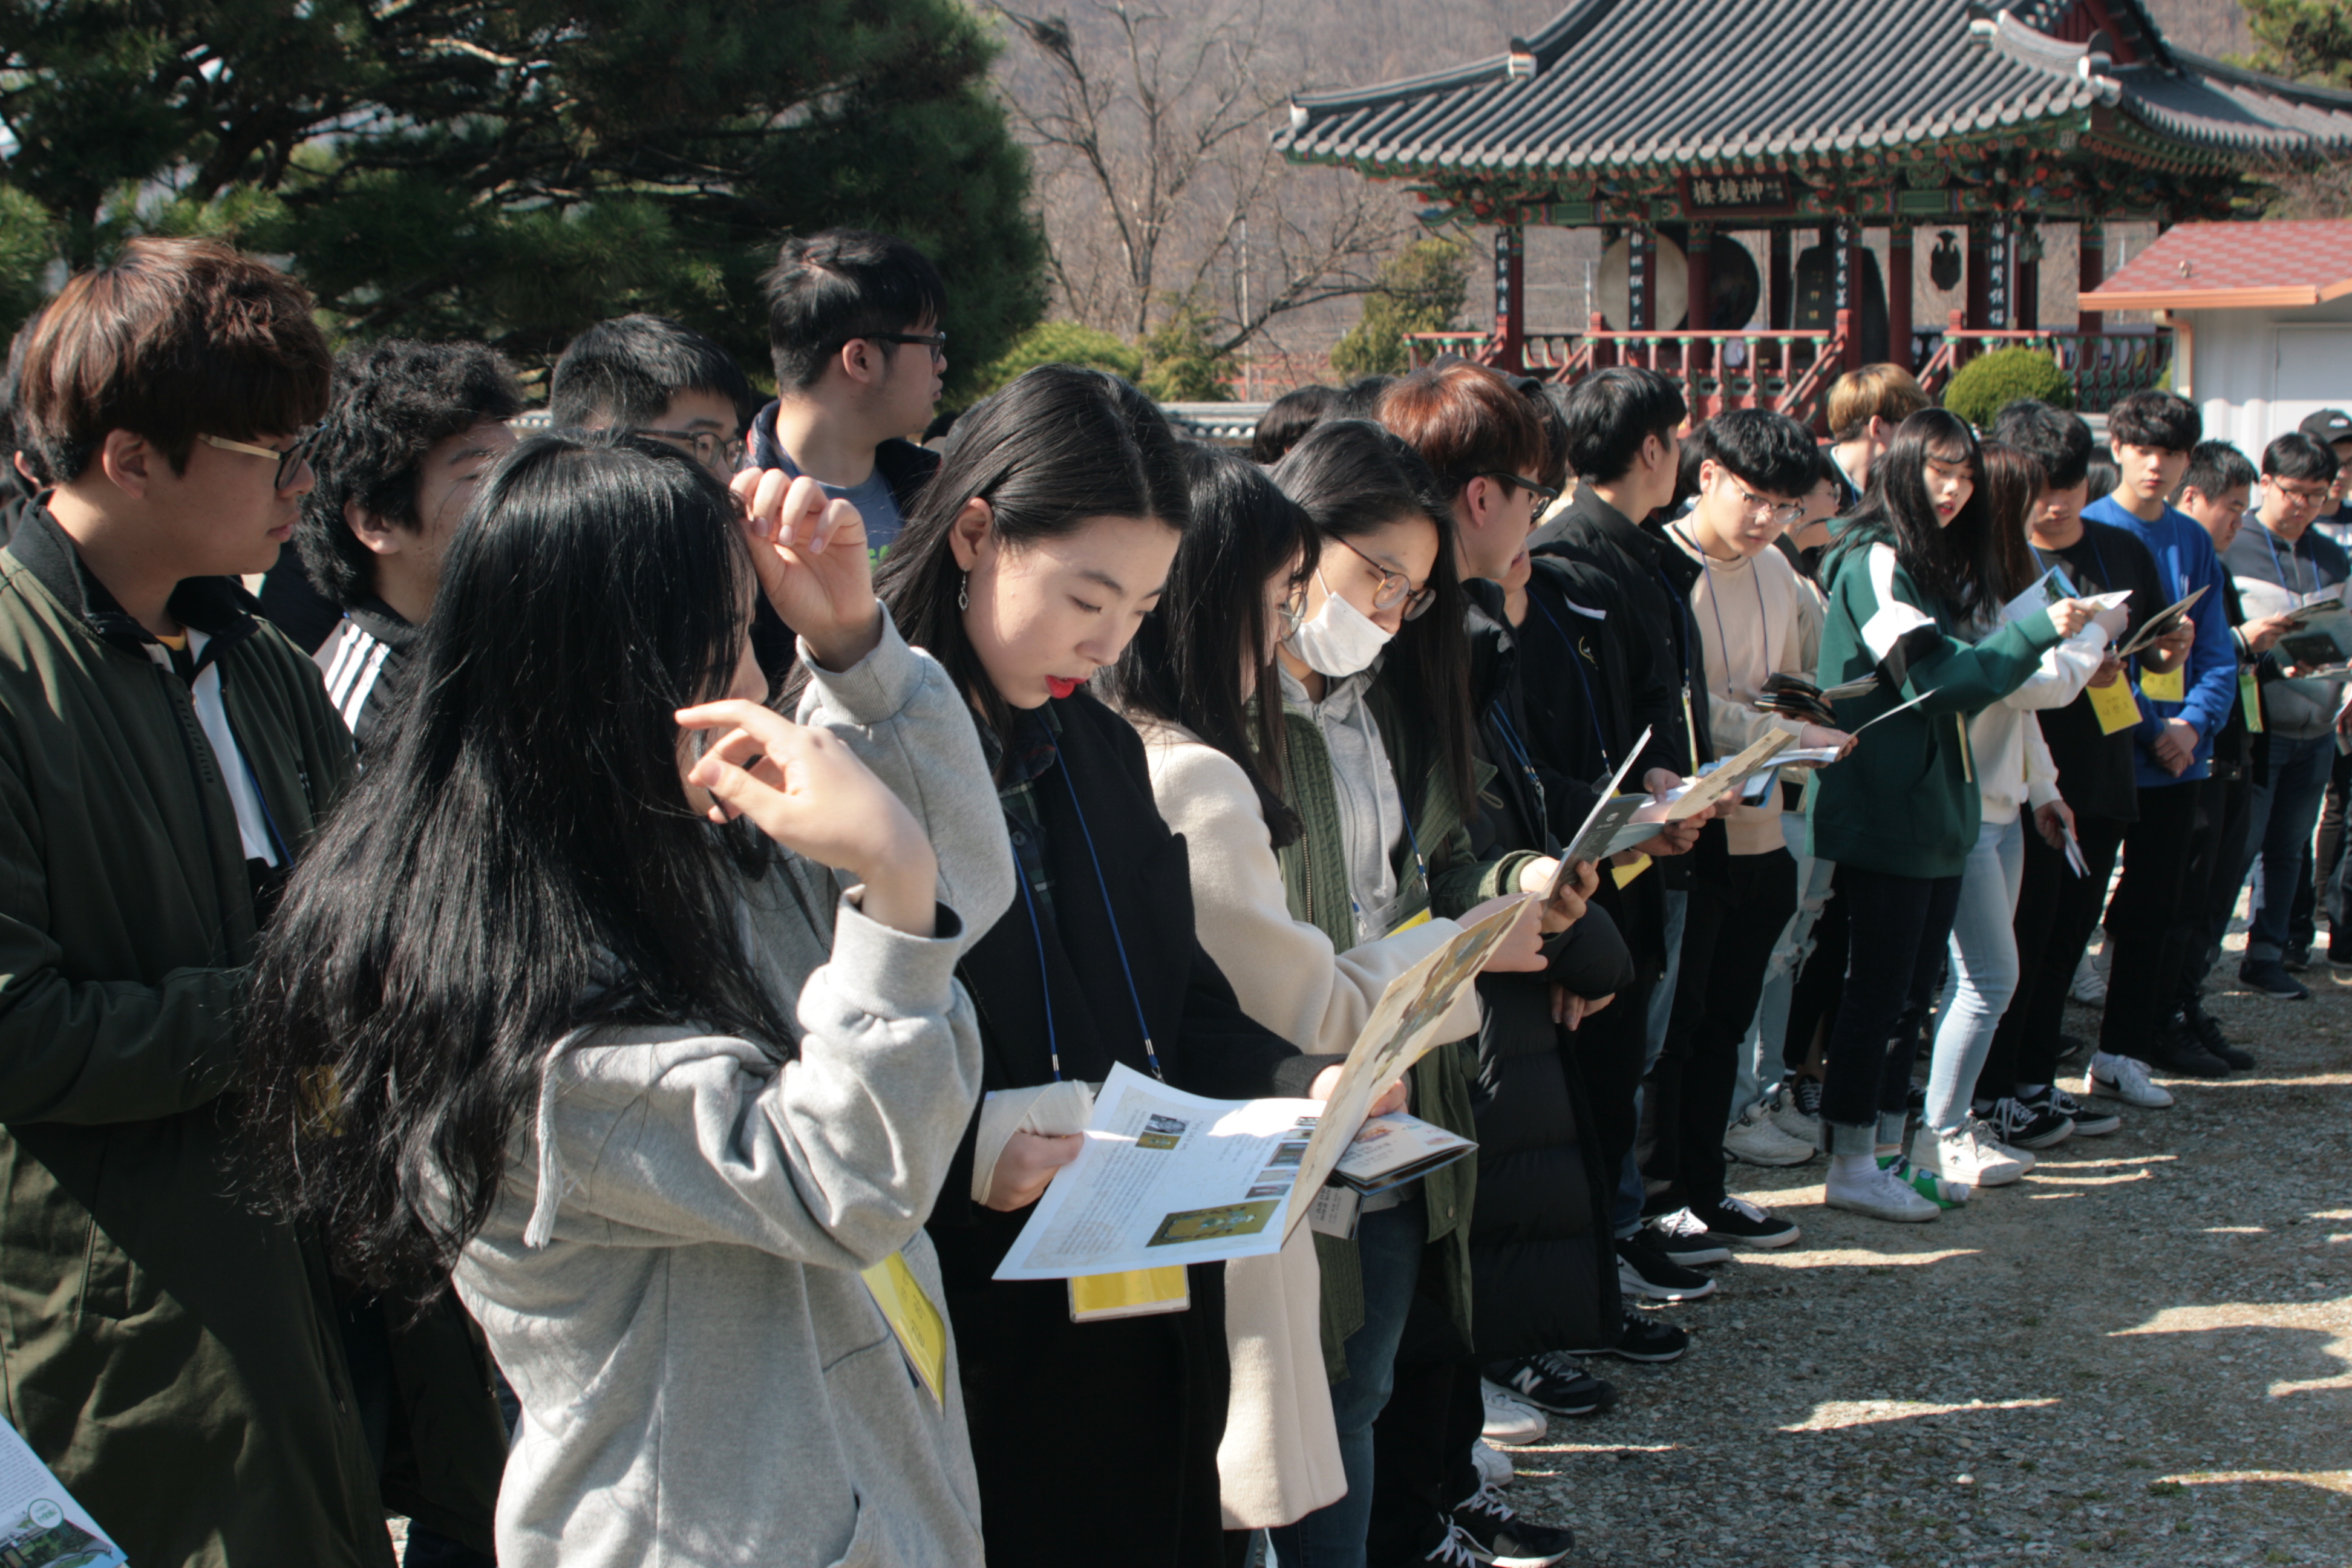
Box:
[18,237,332,483]
[1376,362,1551,494]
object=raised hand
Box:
[730,469,884,671]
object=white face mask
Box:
[1285,569,1394,678]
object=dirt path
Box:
[1500,944,2352,1567]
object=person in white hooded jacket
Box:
[242,434,1014,1568]
[1912,441,2115,1191]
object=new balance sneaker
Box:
[2069,948,2109,1004]
[1691,1194,1802,1249]
[2181,999,2257,1070]
[1878,1152,1969,1209]
[1723,1098,1817,1166]
[1453,1481,1575,1567]
[1472,1439,1514,1490]
[1647,1207,1734,1265]
[1825,1161,1941,1223]
[1420,1521,1487,1566]
[1912,1120,2031,1187]
[1615,1232,1719,1302]
[2085,1052,2174,1109]
[2024,1083,2120,1137]
[1981,1094,2075,1151]
[1483,1354,1616,1417]
[2238,958,2311,1001]
[1569,1305,1691,1363]
[1478,1379,1549,1445]
[1768,1075,1825,1146]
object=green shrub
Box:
[1943,345,2074,429]
[1140,296,1237,402]
[973,319,1145,400]
[1331,236,1471,379]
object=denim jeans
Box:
[2241,731,2336,964]
[1818,867,1964,1155]
[1733,810,1834,1116]
[1268,1200,1426,1568]
[1926,814,2027,1131]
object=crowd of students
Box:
[0,226,2336,1568]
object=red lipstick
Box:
[1046,676,1082,699]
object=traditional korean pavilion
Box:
[1276,0,2352,419]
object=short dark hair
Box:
[1332,376,1396,420]
[1249,385,1336,465]
[18,237,330,483]
[2107,390,2201,454]
[2262,431,2341,485]
[762,229,946,391]
[1704,408,1817,497]
[1560,366,1686,483]
[547,315,757,433]
[1375,363,1550,493]
[297,340,523,607]
[2182,440,2258,501]
[1990,399,2094,492]
[1673,419,1713,512]
[4,316,42,485]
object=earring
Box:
[958,571,970,612]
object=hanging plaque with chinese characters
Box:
[1684,172,1794,216]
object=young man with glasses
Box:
[547,313,758,483]
[2218,431,2352,1001]
[746,228,947,563]
[296,339,521,758]
[0,237,393,1563]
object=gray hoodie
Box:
[453,614,1015,1568]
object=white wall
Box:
[2186,296,2352,459]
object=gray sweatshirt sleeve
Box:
[527,897,985,1268]
[794,609,1014,950]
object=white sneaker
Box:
[2070,947,2109,1004]
[1767,1076,1824,1146]
[2085,1051,2175,1109]
[1825,1162,1941,1223]
[1723,1099,1817,1166]
[1912,1121,2029,1187]
[1479,1379,1549,1445]
[1472,1437,1514,1489]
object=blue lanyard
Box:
[1057,763,1165,1081]
[1527,595,1614,771]
[1397,796,1430,898]
[1011,874,1065,1081]
[1673,526,1769,705]
[2261,524,2310,596]
[1488,702,1547,834]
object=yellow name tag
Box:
[1610,852,1652,889]
[1387,907,1433,936]
[2241,670,2264,733]
[860,1250,949,1408]
[2087,676,2141,736]
[1068,1266,1191,1322]
[2141,665,2186,704]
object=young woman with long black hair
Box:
[874,366,1348,1568]
[1807,410,2097,1223]
[241,431,1015,1567]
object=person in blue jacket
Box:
[2077,390,2235,1091]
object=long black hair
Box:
[241,430,791,1295]
[1105,443,1320,848]
[874,364,1189,760]
[1829,408,2005,623]
[1269,418,1477,813]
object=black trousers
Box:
[1782,864,1849,1077]
[2192,774,2255,995]
[2099,779,2214,1056]
[1818,867,1962,1140]
[1568,874,1662,1209]
[1984,811,2127,1100]
[1367,1259,1485,1566]
[1642,840,1797,1210]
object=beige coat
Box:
[1136,720,1482,1528]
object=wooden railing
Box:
[1912,312,2172,414]
[1416,316,1851,426]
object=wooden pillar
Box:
[1768,226,1792,330]
[1493,224,1526,372]
[2078,218,2106,334]
[1888,223,1915,371]
[2017,220,2042,332]
[1965,217,1991,330]
[1687,223,1714,332]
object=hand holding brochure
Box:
[1549,727,1651,890]
[0,1417,126,1567]
[2114,586,2207,658]
[1333,1112,1477,1195]
[1656,730,1797,821]
[2001,563,2079,624]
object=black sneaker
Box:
[1418,1521,1488,1566]
[2182,1000,2258,1070]
[2024,1084,2119,1138]
[1691,1194,1802,1249]
[2238,958,2311,1001]
[2140,1024,2234,1079]
[1982,1094,2074,1151]
[1572,1309,1688,1363]
[1645,1207,1734,1264]
[2056,1031,2093,1064]
[1615,1232,1718,1302]
[1480,1354,1617,1416]
[1452,1481,1575,1566]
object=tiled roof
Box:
[2083,221,2352,310]
[1275,0,2352,178]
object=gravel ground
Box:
[1495,929,2352,1567]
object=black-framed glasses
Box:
[199,428,316,490]
[1333,535,1437,621]
[836,328,947,363]
[641,427,747,472]
[1723,477,1808,527]
[1477,471,1561,506]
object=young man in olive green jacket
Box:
[1,239,394,1566]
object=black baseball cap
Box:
[2299,408,2352,443]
